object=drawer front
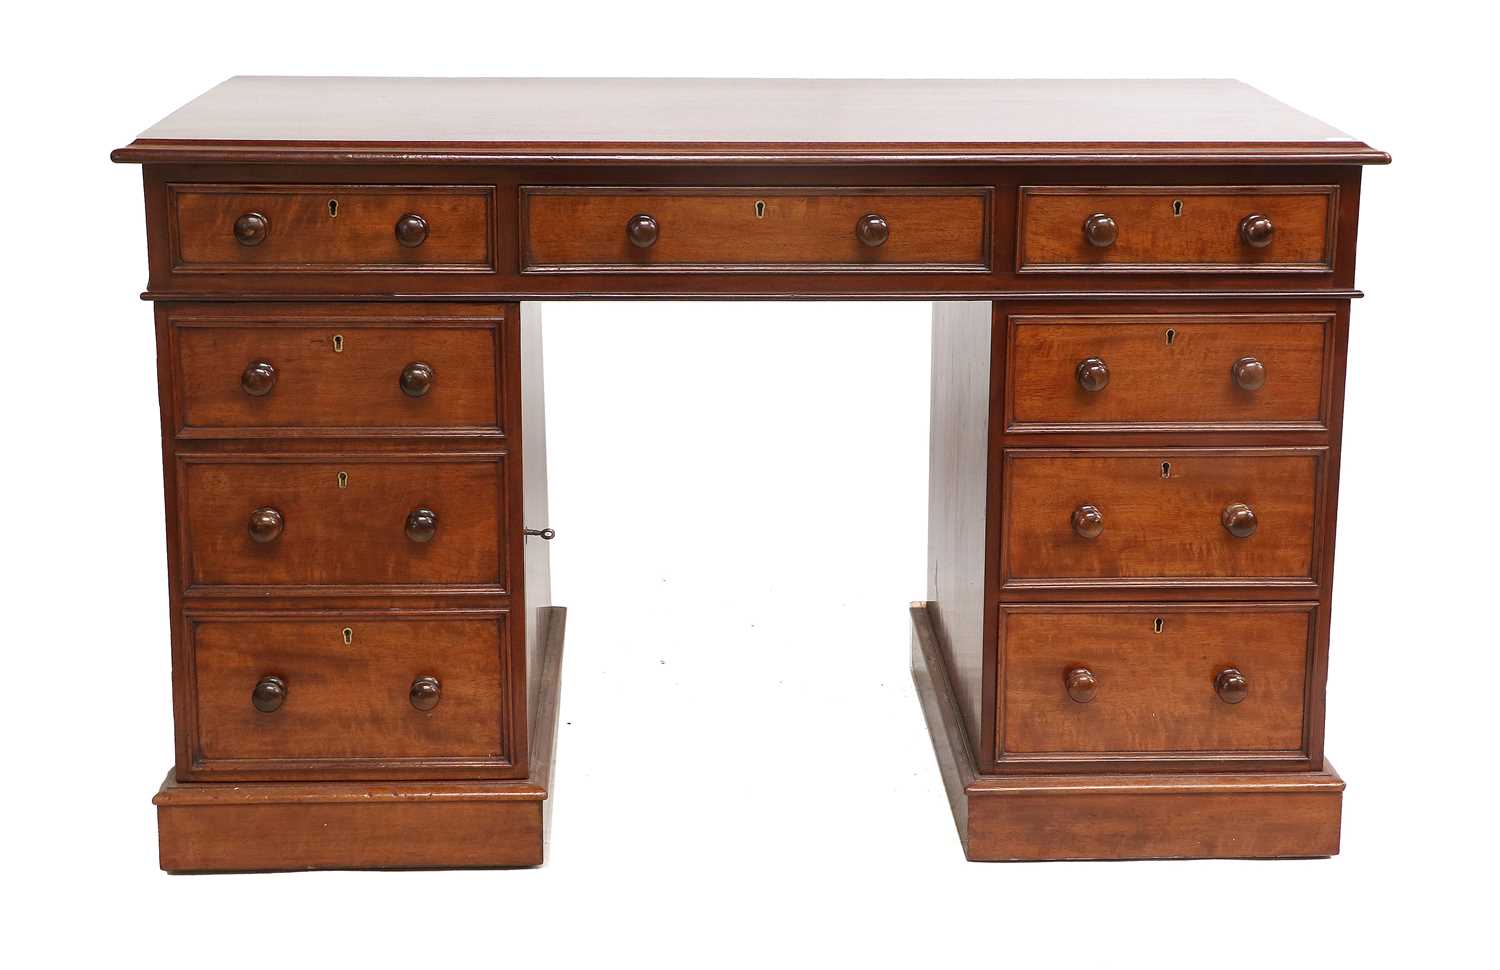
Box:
[997,605,1311,759]
[172,310,502,437]
[187,612,515,776]
[521,187,991,271]
[1001,449,1322,587]
[169,184,495,271]
[1006,313,1331,430]
[1017,186,1336,272]
[179,455,507,591]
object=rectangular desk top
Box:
[112,77,1388,165]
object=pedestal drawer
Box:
[1004,313,1332,430]
[183,611,520,778]
[1000,448,1324,589]
[997,604,1312,762]
[177,454,508,591]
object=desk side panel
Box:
[518,303,553,715]
[927,302,995,758]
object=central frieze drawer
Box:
[1000,449,1324,588]
[520,187,991,272]
[177,455,508,591]
[185,612,517,778]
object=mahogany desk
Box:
[112,77,1387,870]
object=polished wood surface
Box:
[521,188,989,271]
[171,185,494,270]
[189,613,510,775]
[173,308,502,436]
[1005,312,1331,430]
[998,605,1310,757]
[115,77,1379,869]
[1018,186,1336,271]
[179,455,506,589]
[1001,449,1322,586]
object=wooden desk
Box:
[113,77,1387,870]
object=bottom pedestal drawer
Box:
[996,603,1314,765]
[180,610,521,779]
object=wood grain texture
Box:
[911,603,1342,861]
[187,612,512,776]
[178,454,507,590]
[170,184,494,271]
[521,187,990,271]
[1018,186,1336,271]
[998,605,1311,757]
[1001,449,1323,588]
[1006,313,1331,430]
[171,305,502,436]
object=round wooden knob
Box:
[400,362,435,397]
[405,508,438,543]
[1221,503,1258,538]
[626,214,659,249]
[394,213,429,247]
[248,507,284,543]
[410,676,442,711]
[251,675,287,713]
[1215,667,1249,704]
[1240,213,1275,248]
[1075,356,1110,392]
[1071,505,1104,539]
[240,360,277,397]
[1082,212,1118,248]
[855,213,889,248]
[1064,667,1098,703]
[233,212,269,247]
[1232,356,1266,391]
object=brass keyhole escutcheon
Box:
[327,199,339,218]
[755,200,766,218]
[1154,617,1165,634]
[1165,328,1177,346]
[337,471,349,489]
[342,627,353,645]
[1161,461,1172,479]
[1172,199,1183,217]
[332,334,344,353]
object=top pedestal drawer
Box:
[1017,186,1337,273]
[168,185,495,272]
[520,187,991,272]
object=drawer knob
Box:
[1064,667,1098,704]
[1221,503,1258,538]
[395,213,429,247]
[1082,212,1118,248]
[400,361,435,397]
[251,675,287,713]
[405,507,438,543]
[626,213,659,249]
[1232,356,1267,391]
[1075,356,1110,392]
[855,213,890,248]
[1071,504,1105,539]
[247,507,284,543]
[409,675,442,711]
[233,212,270,247]
[1215,667,1250,704]
[1239,213,1275,249]
[240,360,278,397]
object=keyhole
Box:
[1172,199,1183,217]
[327,199,339,218]
[1154,617,1165,634]
[337,471,349,489]
[342,627,353,645]
[1161,461,1172,479]
[755,200,766,219]
[332,334,344,353]
[1165,328,1176,345]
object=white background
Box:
[3,1,1493,965]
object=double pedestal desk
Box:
[112,78,1387,870]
